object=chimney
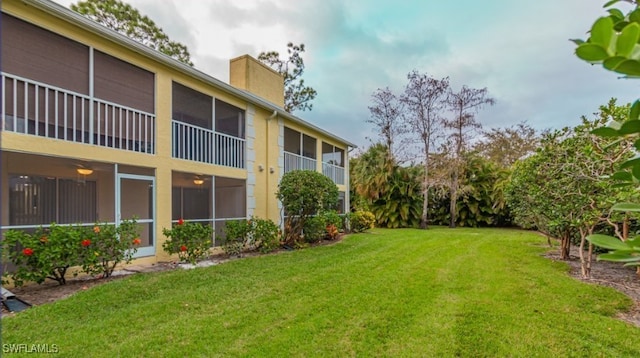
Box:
[229,55,285,108]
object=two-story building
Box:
[1,0,354,264]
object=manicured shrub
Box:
[277,170,339,246]
[222,219,252,256]
[303,216,326,243]
[79,219,141,277]
[162,219,214,264]
[349,211,375,233]
[222,217,282,255]
[252,218,281,253]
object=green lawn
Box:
[2,228,639,357]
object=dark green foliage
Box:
[505,101,634,262]
[277,170,339,246]
[303,216,326,243]
[430,154,511,227]
[350,144,422,228]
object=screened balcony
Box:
[322,142,346,185]
[2,14,156,154]
[283,127,317,173]
[171,82,246,169]
[2,73,156,154]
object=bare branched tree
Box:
[445,85,495,228]
[367,87,405,158]
[401,71,450,229]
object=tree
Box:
[573,0,640,271]
[71,0,193,66]
[367,87,405,158]
[258,43,317,113]
[474,121,542,168]
[350,144,422,228]
[444,86,495,228]
[400,71,450,229]
[505,103,634,274]
[276,170,338,246]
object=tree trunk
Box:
[586,242,593,278]
[449,170,458,228]
[560,235,570,260]
[579,229,589,278]
[421,147,429,230]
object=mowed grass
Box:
[2,228,640,357]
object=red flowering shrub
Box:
[162,220,213,264]
[2,223,83,286]
[79,219,140,278]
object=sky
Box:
[54,0,640,150]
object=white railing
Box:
[1,72,155,154]
[284,151,317,173]
[172,120,245,169]
[323,162,345,185]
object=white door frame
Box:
[116,172,156,258]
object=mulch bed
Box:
[544,244,640,327]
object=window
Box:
[322,142,345,167]
[284,128,317,159]
[9,175,96,226]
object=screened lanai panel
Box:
[1,13,89,94]
[94,50,154,114]
[215,100,245,138]
[172,82,212,129]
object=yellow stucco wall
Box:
[230,55,285,108]
[1,0,349,265]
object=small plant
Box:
[2,223,83,286]
[222,219,252,256]
[326,224,340,240]
[79,219,141,278]
[320,210,343,231]
[349,211,375,233]
[162,219,213,264]
[253,218,281,253]
[303,216,325,243]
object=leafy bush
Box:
[162,219,213,264]
[79,219,141,278]
[277,170,339,245]
[320,210,343,231]
[222,219,252,256]
[252,218,281,253]
[3,223,85,286]
[349,211,375,233]
[222,217,282,255]
[303,216,326,243]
